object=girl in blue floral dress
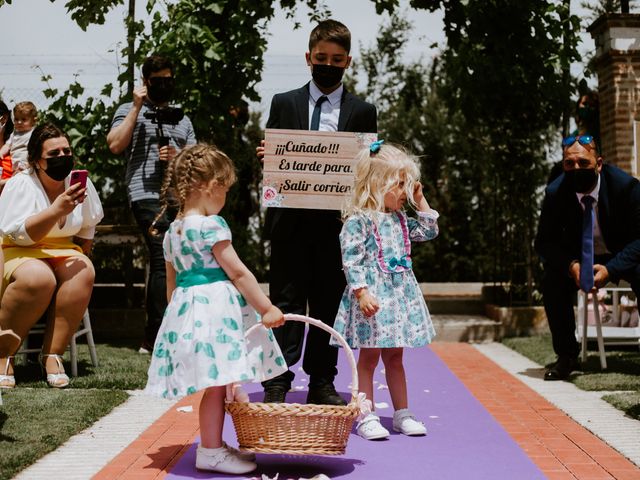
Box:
[144,144,286,475]
[331,141,439,441]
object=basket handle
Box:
[245,313,359,402]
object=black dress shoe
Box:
[263,386,288,403]
[544,356,579,381]
[306,384,347,406]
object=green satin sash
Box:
[176,267,228,287]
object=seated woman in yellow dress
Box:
[0,123,103,388]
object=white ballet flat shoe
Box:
[356,413,390,440]
[195,445,257,474]
[223,441,256,461]
[392,409,427,436]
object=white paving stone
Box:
[13,390,176,480]
[475,342,640,467]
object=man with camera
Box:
[107,54,196,353]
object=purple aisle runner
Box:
[166,346,544,480]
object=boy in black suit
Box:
[257,20,377,404]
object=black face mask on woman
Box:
[311,64,345,89]
[565,168,598,194]
[43,155,74,181]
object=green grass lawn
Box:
[503,334,640,420]
[0,340,152,480]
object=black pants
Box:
[131,199,176,346]
[542,255,640,358]
[263,210,346,390]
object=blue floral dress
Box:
[331,210,439,349]
[144,214,287,400]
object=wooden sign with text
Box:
[262,129,377,210]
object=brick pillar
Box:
[588,14,640,175]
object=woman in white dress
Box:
[0,123,104,388]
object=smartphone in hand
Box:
[70,170,88,190]
[69,170,88,204]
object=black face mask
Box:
[565,168,598,194]
[43,155,74,181]
[311,64,345,89]
[147,77,175,104]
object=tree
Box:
[347,13,495,282]
[359,2,583,303]
[0,0,400,280]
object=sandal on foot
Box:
[0,356,16,389]
[40,354,70,388]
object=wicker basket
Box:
[225,314,361,455]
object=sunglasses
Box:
[562,134,594,148]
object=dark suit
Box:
[535,163,640,357]
[263,83,377,390]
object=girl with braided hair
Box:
[144,144,286,475]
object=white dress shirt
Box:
[308,81,342,132]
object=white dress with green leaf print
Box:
[144,214,287,400]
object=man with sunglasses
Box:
[535,134,640,380]
[107,55,196,353]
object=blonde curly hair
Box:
[343,142,421,218]
[150,143,237,234]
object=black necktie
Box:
[580,195,595,292]
[310,95,328,130]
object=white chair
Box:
[17,309,98,377]
[69,310,99,376]
[577,291,607,369]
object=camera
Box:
[144,106,185,148]
[143,106,184,125]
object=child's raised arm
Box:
[212,240,284,328]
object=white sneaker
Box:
[356,413,390,440]
[223,441,256,461]
[195,445,257,474]
[393,409,427,436]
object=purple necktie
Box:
[580,195,595,292]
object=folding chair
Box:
[577,291,607,369]
[17,309,99,377]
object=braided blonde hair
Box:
[343,143,421,219]
[150,143,237,235]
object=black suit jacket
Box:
[264,83,377,238]
[535,163,640,281]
